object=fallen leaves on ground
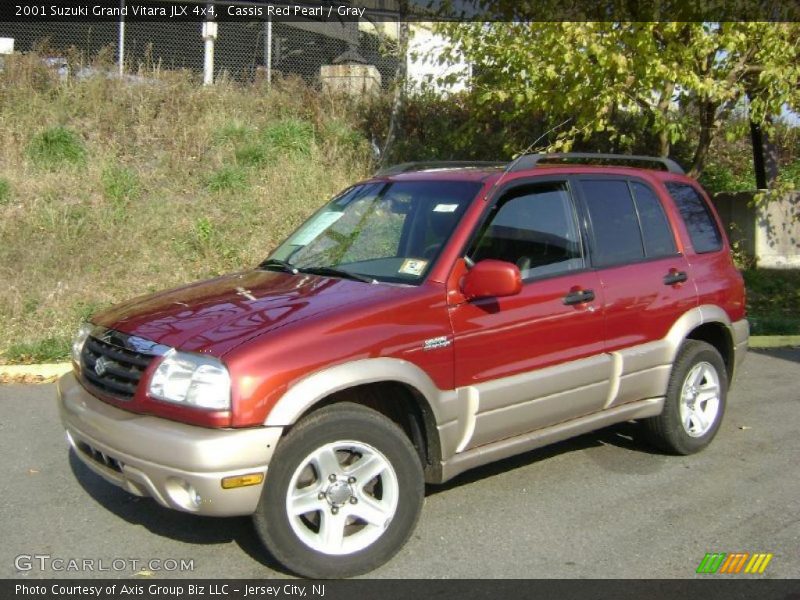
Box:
[0,373,59,384]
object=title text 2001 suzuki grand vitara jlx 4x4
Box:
[58,153,748,578]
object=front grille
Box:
[80,331,159,400]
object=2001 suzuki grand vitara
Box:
[58,153,748,578]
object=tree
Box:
[435,21,800,177]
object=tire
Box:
[252,402,424,578]
[643,340,728,455]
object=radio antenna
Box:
[462,117,573,269]
[484,117,573,202]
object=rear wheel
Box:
[643,340,727,455]
[253,403,424,578]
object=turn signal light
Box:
[221,472,264,489]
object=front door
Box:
[449,180,610,450]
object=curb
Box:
[0,362,71,384]
[748,335,800,349]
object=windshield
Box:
[268,180,482,284]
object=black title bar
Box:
[1,0,800,22]
[6,579,800,600]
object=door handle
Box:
[663,270,688,285]
[563,289,595,305]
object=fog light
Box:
[221,472,264,489]
[165,477,203,511]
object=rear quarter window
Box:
[665,182,722,254]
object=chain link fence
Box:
[0,7,401,87]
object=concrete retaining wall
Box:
[712,191,800,269]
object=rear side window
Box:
[580,180,644,266]
[630,182,677,258]
[666,182,722,253]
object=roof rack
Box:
[510,153,684,174]
[374,161,506,177]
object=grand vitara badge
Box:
[94,356,109,376]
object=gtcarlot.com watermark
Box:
[15,554,195,573]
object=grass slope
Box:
[0,54,371,363]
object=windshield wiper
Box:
[297,266,377,284]
[258,258,299,274]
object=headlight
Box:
[149,349,231,411]
[71,323,94,365]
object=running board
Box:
[438,397,664,483]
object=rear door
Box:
[449,179,609,449]
[576,177,697,407]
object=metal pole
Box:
[202,14,217,86]
[203,34,214,85]
[265,17,272,86]
[117,0,125,77]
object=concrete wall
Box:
[713,191,800,268]
[320,63,381,96]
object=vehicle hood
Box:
[92,269,396,356]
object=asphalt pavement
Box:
[1,348,798,579]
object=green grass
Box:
[743,269,800,335]
[213,120,256,145]
[233,118,316,167]
[0,53,370,363]
[0,178,10,204]
[263,118,315,155]
[205,165,250,192]
[27,126,87,169]
[102,165,140,203]
[321,118,365,150]
[4,336,71,364]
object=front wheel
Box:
[253,403,424,578]
[643,340,728,455]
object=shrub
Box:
[699,162,755,195]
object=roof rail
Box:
[374,161,506,177]
[510,153,685,174]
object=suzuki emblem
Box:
[94,356,109,376]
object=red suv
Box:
[58,153,748,577]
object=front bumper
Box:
[57,372,283,517]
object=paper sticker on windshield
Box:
[399,258,428,276]
[433,203,458,213]
[290,212,343,246]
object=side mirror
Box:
[461,259,522,300]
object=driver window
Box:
[471,182,584,280]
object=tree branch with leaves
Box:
[435,20,800,178]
